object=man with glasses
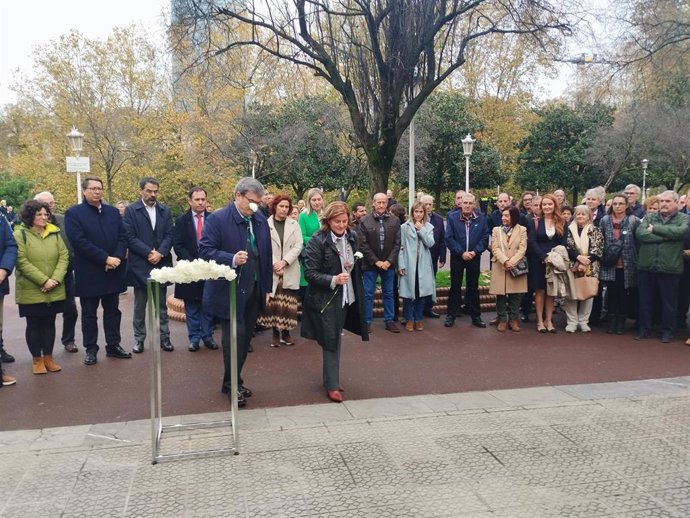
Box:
[200,177,272,406]
[624,184,645,218]
[65,177,130,365]
[124,177,175,353]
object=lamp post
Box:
[250,149,256,179]
[641,158,648,202]
[66,127,89,204]
[462,133,475,193]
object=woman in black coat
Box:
[301,202,369,402]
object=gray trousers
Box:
[133,285,170,343]
[323,306,347,390]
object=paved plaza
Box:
[4,377,690,517]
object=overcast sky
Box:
[0,0,169,106]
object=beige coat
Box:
[268,216,303,294]
[489,225,528,295]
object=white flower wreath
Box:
[149,259,237,284]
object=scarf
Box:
[568,221,590,255]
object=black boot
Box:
[607,315,617,334]
[615,316,626,335]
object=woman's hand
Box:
[334,272,350,285]
[504,259,514,270]
[398,268,406,276]
[273,260,286,275]
[414,221,423,230]
[578,254,591,266]
[41,279,58,292]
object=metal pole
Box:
[465,155,470,193]
[408,118,415,211]
[76,171,82,204]
[642,169,647,202]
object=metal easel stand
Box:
[149,278,239,464]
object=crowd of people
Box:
[0,176,688,408]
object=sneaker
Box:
[2,374,16,386]
[565,325,577,333]
[579,323,591,333]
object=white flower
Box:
[248,202,259,213]
[354,251,364,260]
[149,259,237,284]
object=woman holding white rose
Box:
[300,202,368,403]
[397,201,436,331]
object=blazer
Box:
[124,199,174,288]
[267,216,303,293]
[199,202,272,320]
[445,211,490,257]
[172,210,211,301]
[428,211,447,268]
[64,201,128,297]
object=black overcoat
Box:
[300,230,369,351]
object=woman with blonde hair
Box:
[397,201,435,331]
[564,205,604,332]
[301,202,368,402]
[298,188,324,295]
[527,194,566,333]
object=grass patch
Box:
[435,270,490,288]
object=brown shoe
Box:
[508,320,521,333]
[43,355,62,372]
[415,321,424,331]
[497,321,507,332]
[32,357,47,375]
[385,321,401,333]
[405,321,414,332]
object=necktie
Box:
[244,217,255,250]
[196,214,203,241]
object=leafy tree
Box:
[516,102,614,204]
[177,0,574,194]
[0,171,34,207]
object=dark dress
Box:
[527,218,566,291]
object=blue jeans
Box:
[184,300,214,344]
[403,298,424,322]
[363,268,395,323]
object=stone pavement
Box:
[3,377,690,518]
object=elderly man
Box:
[420,195,446,318]
[445,193,490,328]
[124,177,175,353]
[635,190,690,343]
[200,177,272,406]
[65,177,130,365]
[358,192,401,333]
[624,184,646,218]
[34,191,79,353]
[678,189,690,330]
[553,189,566,207]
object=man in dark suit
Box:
[173,187,217,352]
[200,177,272,407]
[0,216,17,386]
[65,176,130,365]
[124,177,174,353]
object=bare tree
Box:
[174,0,575,193]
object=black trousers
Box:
[221,281,260,391]
[605,269,628,318]
[80,293,121,353]
[424,262,439,312]
[448,255,481,317]
[638,270,680,337]
[26,315,57,357]
[61,271,78,345]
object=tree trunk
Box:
[106,173,114,204]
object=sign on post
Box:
[66,157,91,173]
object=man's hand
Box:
[234,250,248,266]
[647,224,654,233]
[462,251,476,261]
[148,250,163,265]
[439,261,445,269]
[105,256,121,271]
[0,270,7,284]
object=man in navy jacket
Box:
[200,177,272,407]
[65,176,129,365]
[0,217,17,386]
[124,177,174,353]
[444,193,489,328]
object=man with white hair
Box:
[635,190,690,343]
[624,184,645,218]
[34,191,79,353]
[553,189,566,207]
[420,195,446,318]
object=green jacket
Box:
[298,210,321,287]
[14,223,69,305]
[635,211,690,275]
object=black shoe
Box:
[661,334,674,344]
[444,315,455,328]
[520,313,529,323]
[106,345,132,359]
[239,385,253,398]
[472,317,487,328]
[133,342,144,354]
[204,340,218,350]
[161,341,174,352]
[0,348,15,363]
[221,386,247,407]
[188,342,200,352]
[634,332,650,341]
[63,342,78,353]
[84,351,97,365]
[423,310,440,319]
[247,343,254,353]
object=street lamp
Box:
[66,127,89,204]
[250,149,256,179]
[462,133,475,193]
[641,158,648,202]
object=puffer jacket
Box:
[636,211,690,275]
[14,223,69,305]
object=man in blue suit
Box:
[444,193,490,328]
[124,177,174,353]
[200,177,272,407]
[173,187,217,352]
[65,176,129,365]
